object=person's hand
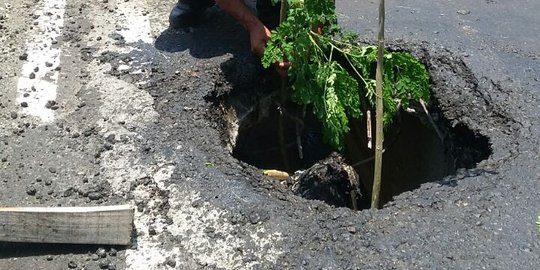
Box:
[249,24,271,58]
[249,25,289,77]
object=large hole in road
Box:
[211,52,492,210]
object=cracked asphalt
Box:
[0,0,539,269]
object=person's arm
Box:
[214,0,270,57]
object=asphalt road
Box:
[0,0,539,269]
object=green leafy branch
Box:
[262,0,430,150]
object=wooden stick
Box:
[278,0,290,171]
[280,0,289,23]
[296,117,304,159]
[367,110,372,149]
[371,0,385,209]
[351,149,386,167]
[419,99,444,143]
[0,205,134,245]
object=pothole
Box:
[211,49,493,210]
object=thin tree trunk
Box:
[371,0,385,209]
[278,0,290,171]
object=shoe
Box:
[169,0,215,29]
[257,0,281,29]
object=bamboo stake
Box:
[371,0,385,209]
[278,0,290,171]
[280,0,288,22]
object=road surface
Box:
[0,0,538,269]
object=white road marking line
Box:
[98,1,170,269]
[16,0,66,123]
[88,60,169,269]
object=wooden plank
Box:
[0,205,134,245]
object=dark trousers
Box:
[179,0,280,28]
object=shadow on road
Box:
[155,7,250,59]
[0,242,127,258]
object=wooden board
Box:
[0,205,134,245]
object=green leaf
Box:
[262,0,430,150]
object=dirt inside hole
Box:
[216,85,491,210]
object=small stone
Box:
[248,212,262,224]
[20,102,28,108]
[457,9,471,15]
[45,180,52,186]
[347,226,357,234]
[48,167,56,173]
[108,248,117,257]
[29,72,36,79]
[191,200,202,208]
[45,62,53,67]
[67,261,77,269]
[108,262,117,270]
[164,257,176,267]
[19,53,28,60]
[91,254,100,261]
[88,192,102,200]
[10,111,17,119]
[96,247,107,258]
[105,134,116,144]
[63,188,75,197]
[26,185,37,196]
[148,226,157,236]
[46,255,54,261]
[1,157,7,162]
[104,143,113,151]
[98,259,111,269]
[83,128,95,137]
[45,100,56,109]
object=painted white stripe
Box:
[103,1,165,269]
[16,0,66,123]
